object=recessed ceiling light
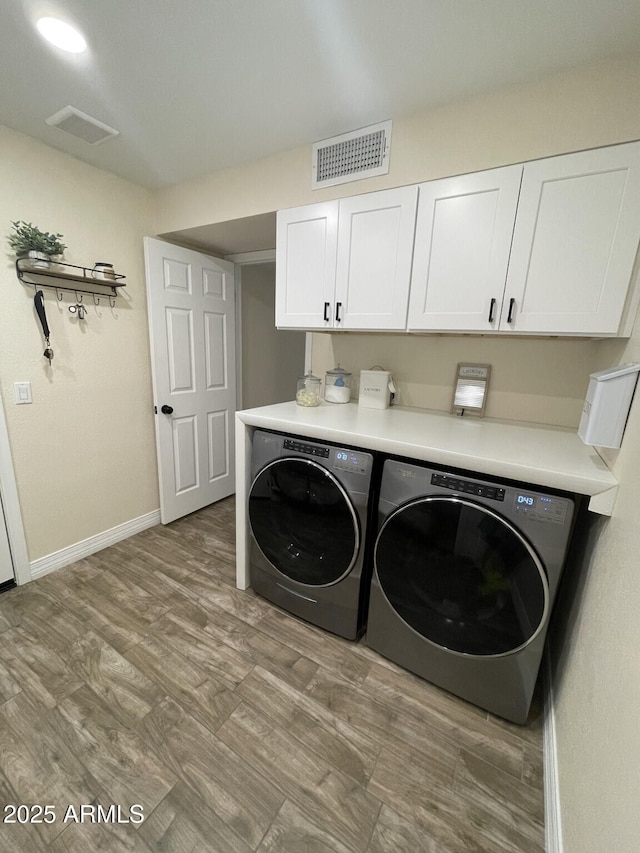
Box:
[36,17,87,53]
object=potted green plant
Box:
[8,220,67,269]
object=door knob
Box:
[161,404,174,414]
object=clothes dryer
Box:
[366,458,577,723]
[248,430,376,640]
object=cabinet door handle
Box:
[488,298,497,323]
[507,298,516,323]
[335,302,342,322]
[323,302,330,322]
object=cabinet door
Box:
[275,202,338,329]
[335,186,418,330]
[503,142,640,334]
[408,166,522,331]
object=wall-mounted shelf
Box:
[16,259,126,304]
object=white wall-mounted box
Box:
[578,363,640,449]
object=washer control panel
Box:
[283,438,329,458]
[282,438,369,474]
[431,473,505,501]
[333,449,369,474]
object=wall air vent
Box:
[312,120,392,189]
[45,106,120,145]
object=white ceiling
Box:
[2,0,640,193]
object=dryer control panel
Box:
[431,472,570,524]
[513,493,570,524]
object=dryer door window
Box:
[249,458,359,586]
[374,496,548,656]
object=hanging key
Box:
[34,291,54,366]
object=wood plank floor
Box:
[0,497,545,852]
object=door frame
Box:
[225,249,276,411]
[224,248,313,407]
[0,390,30,584]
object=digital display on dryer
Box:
[517,494,535,507]
[514,493,569,523]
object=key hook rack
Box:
[16,259,126,308]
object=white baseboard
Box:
[29,509,161,580]
[544,654,563,853]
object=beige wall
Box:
[0,125,158,560]
[155,55,640,235]
[154,54,640,853]
[549,329,640,853]
[311,332,622,427]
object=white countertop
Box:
[236,401,618,514]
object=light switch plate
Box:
[451,364,491,416]
[14,382,32,404]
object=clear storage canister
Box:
[324,364,352,403]
[296,371,322,407]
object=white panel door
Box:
[335,186,418,329]
[144,238,236,524]
[275,202,338,328]
[503,142,640,334]
[408,166,523,331]
[0,499,14,585]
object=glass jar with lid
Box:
[324,364,352,403]
[296,371,322,407]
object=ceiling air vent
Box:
[45,106,119,145]
[312,120,392,189]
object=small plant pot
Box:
[24,251,51,270]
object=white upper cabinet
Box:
[408,166,523,331]
[503,142,640,335]
[275,201,338,329]
[277,141,640,337]
[276,187,418,330]
[334,186,418,329]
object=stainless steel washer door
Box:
[374,496,549,656]
[248,458,359,586]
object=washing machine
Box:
[366,458,577,723]
[248,430,376,640]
